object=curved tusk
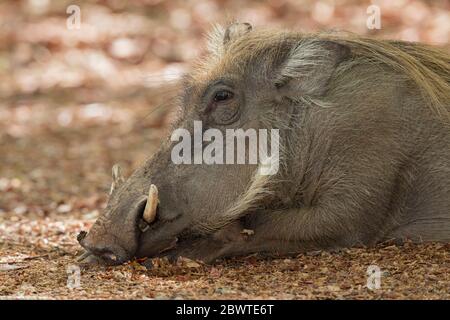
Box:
[110,164,125,194]
[142,184,158,224]
[76,250,92,262]
[79,254,101,265]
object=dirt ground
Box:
[1,0,449,299]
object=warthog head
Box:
[77,22,351,264]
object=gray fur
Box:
[78,23,450,265]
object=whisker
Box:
[140,95,180,122]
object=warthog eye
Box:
[207,87,240,125]
[213,90,234,102]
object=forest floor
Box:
[1,214,449,299]
[1,0,449,299]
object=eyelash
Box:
[213,90,234,102]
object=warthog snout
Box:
[78,232,129,265]
[77,177,161,265]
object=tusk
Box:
[76,250,92,262]
[110,164,124,194]
[142,184,158,224]
[79,254,101,265]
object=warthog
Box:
[77,23,450,265]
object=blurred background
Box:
[0,0,449,299]
[0,0,449,225]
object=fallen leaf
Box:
[0,264,28,271]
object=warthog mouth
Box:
[76,184,182,265]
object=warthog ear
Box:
[110,164,124,195]
[275,39,351,97]
[223,22,252,44]
[207,22,252,57]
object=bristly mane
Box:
[321,33,450,120]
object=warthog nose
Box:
[79,239,121,264]
[77,231,116,260]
